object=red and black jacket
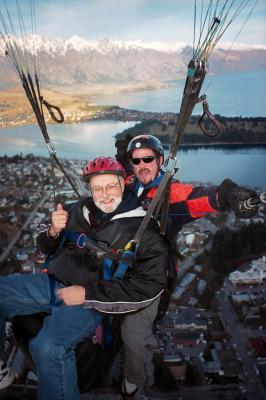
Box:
[126,171,220,240]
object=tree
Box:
[161,123,168,132]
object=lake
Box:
[92,70,266,118]
[0,122,265,188]
[1,70,266,188]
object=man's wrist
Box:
[47,225,60,239]
[217,179,237,209]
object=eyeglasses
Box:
[91,181,120,196]
[130,156,157,165]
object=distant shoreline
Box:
[1,84,266,130]
[172,142,266,148]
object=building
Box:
[229,255,266,285]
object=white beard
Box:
[94,196,122,213]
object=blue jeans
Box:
[0,273,102,400]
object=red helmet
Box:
[82,157,126,179]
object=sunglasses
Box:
[130,156,157,165]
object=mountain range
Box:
[0,35,265,89]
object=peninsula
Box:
[0,87,265,146]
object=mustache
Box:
[94,196,122,213]
[139,168,151,173]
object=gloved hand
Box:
[217,179,259,219]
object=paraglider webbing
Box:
[132,0,259,245]
[51,154,81,198]
[169,59,207,159]
[0,0,80,199]
[133,169,173,246]
[132,60,207,245]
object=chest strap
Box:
[62,230,134,280]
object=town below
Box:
[0,154,266,399]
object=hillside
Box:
[116,117,266,146]
[0,36,265,89]
[0,87,110,127]
[0,87,265,146]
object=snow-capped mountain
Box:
[0,35,265,89]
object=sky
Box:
[2,0,266,47]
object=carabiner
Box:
[123,240,137,252]
[76,233,87,249]
[163,155,178,175]
[41,98,64,123]
[198,95,224,137]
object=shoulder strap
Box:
[158,179,171,236]
[133,170,173,246]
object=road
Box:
[0,192,51,264]
[217,287,266,400]
[0,169,86,266]
[68,170,89,196]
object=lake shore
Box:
[1,120,265,187]
[1,87,266,147]
[175,142,266,148]
[0,82,173,129]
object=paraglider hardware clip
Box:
[76,233,87,249]
[164,155,177,174]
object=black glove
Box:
[217,179,259,219]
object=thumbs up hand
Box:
[56,203,64,211]
[49,203,69,238]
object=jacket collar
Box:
[135,168,165,193]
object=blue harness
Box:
[62,230,134,280]
[43,230,134,348]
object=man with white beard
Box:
[0,157,168,400]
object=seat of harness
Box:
[41,230,135,349]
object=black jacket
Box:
[37,188,168,314]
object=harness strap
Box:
[41,259,57,305]
[101,249,134,350]
[41,234,68,305]
[62,231,117,260]
[42,229,134,348]
[158,180,171,235]
[131,61,211,245]
[48,275,56,305]
[102,317,113,349]
[60,231,133,279]
[113,251,133,279]
[62,231,90,248]
[103,258,113,280]
[133,170,173,246]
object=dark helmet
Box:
[82,156,126,179]
[127,134,164,159]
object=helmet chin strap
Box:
[117,176,125,196]
[156,155,163,174]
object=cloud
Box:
[2,0,265,46]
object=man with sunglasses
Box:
[126,134,259,225]
[116,134,259,399]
